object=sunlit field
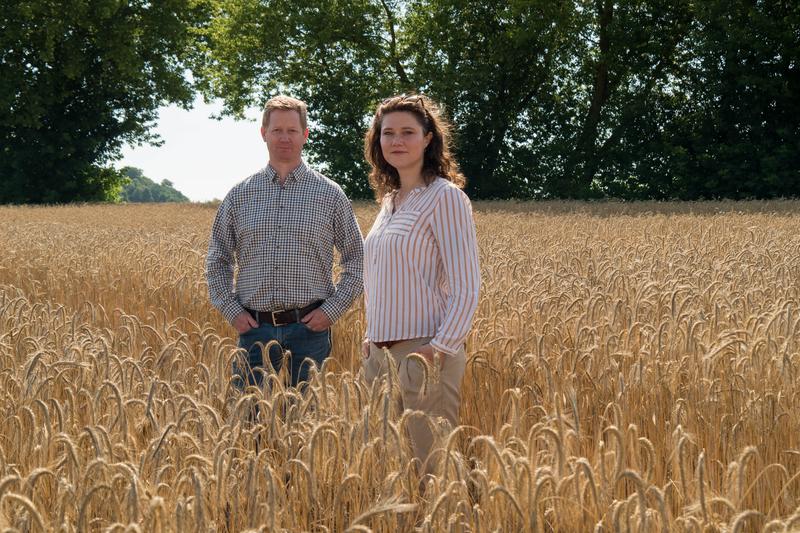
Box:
[1,201,799,532]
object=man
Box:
[206,95,364,388]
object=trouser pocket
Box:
[364,343,387,384]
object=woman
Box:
[361,94,481,478]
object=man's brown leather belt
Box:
[246,301,323,326]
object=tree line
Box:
[119,167,189,203]
[3,0,799,203]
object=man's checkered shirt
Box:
[206,161,364,324]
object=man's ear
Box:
[304,128,310,141]
[260,126,268,142]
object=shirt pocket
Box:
[238,210,268,253]
[384,211,419,237]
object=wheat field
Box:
[1,201,799,532]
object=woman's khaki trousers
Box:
[363,337,466,476]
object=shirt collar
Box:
[385,178,439,211]
[265,160,310,184]
[389,178,438,199]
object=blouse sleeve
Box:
[429,185,481,355]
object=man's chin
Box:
[269,153,301,164]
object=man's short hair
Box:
[262,95,308,130]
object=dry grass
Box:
[1,200,799,532]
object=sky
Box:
[118,97,267,202]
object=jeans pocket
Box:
[238,324,259,343]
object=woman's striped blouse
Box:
[363,177,481,355]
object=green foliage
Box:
[5,0,797,201]
[194,0,800,199]
[0,0,206,204]
[119,167,189,203]
[403,0,577,198]
[658,0,800,199]
[193,0,397,198]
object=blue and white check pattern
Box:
[206,161,364,324]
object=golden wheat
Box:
[0,200,799,531]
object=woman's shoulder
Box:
[432,177,470,203]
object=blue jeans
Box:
[235,322,331,389]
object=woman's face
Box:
[379,111,431,174]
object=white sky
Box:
[118,97,266,202]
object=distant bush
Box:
[120,167,189,203]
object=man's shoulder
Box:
[224,168,269,201]
[235,168,269,192]
[303,166,348,199]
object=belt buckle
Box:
[271,310,287,327]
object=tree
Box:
[195,0,575,198]
[119,167,190,203]
[403,1,577,198]
[195,0,800,200]
[660,0,800,199]
[576,0,800,200]
[0,0,206,204]
[194,0,398,199]
[551,0,694,198]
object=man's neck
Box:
[269,159,302,183]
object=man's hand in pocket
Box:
[301,308,332,332]
[233,311,258,334]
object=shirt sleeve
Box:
[429,186,481,355]
[205,194,246,323]
[320,192,365,323]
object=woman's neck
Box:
[397,168,425,192]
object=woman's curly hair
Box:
[364,94,465,201]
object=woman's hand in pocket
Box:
[415,344,444,369]
[361,339,370,360]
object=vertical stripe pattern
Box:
[364,178,481,355]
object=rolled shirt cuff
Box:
[319,300,344,324]
[429,337,461,357]
[221,300,247,324]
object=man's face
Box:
[261,109,308,165]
